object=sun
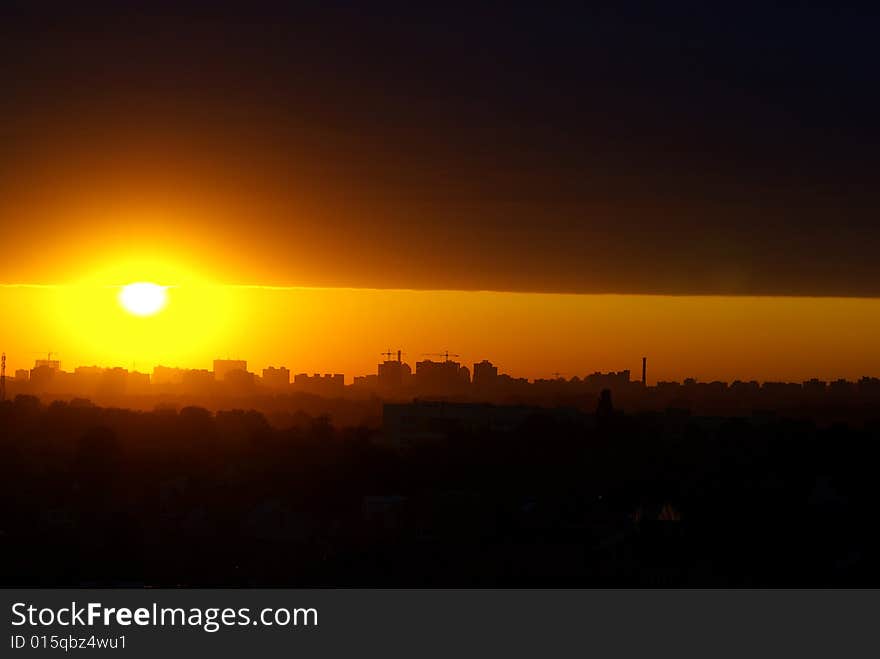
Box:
[119,282,168,316]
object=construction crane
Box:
[30,351,59,373]
[381,349,406,363]
[422,351,461,363]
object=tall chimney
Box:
[397,350,401,363]
[641,357,647,386]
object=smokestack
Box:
[641,357,647,386]
[397,350,401,363]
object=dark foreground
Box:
[2,394,878,586]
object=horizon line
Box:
[2,282,880,301]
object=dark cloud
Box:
[3,2,879,295]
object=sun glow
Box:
[119,282,168,316]
[30,259,237,369]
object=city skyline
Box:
[9,350,880,393]
[10,349,880,434]
[4,4,880,388]
[3,283,880,384]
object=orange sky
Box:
[2,5,880,386]
[1,98,877,385]
[2,272,879,383]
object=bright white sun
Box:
[119,282,168,316]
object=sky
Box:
[1,3,878,380]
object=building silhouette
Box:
[353,374,378,389]
[213,359,248,382]
[29,364,57,391]
[181,369,214,393]
[152,365,186,385]
[377,352,412,392]
[473,360,499,390]
[262,366,291,389]
[415,359,470,396]
[585,370,631,391]
[223,368,256,392]
[294,373,345,396]
[34,358,60,371]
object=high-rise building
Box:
[213,359,248,381]
[414,359,470,395]
[378,357,412,392]
[262,366,291,389]
[473,360,499,389]
[30,358,60,390]
[34,358,60,371]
